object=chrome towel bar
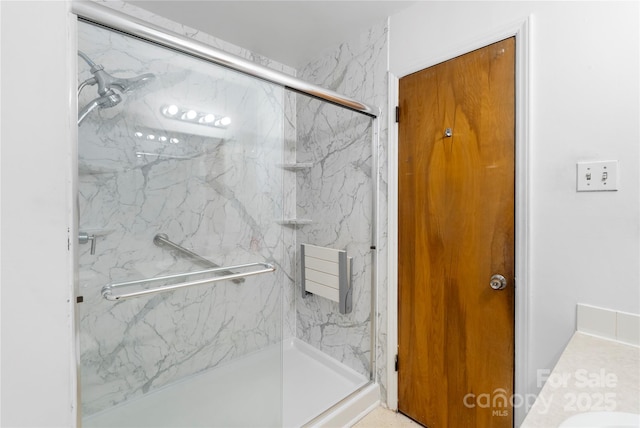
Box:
[101,262,275,301]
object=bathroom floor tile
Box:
[354,407,419,427]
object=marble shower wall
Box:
[77,22,294,415]
[295,21,390,393]
[78,0,390,416]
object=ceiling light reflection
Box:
[134,130,179,144]
[163,104,180,116]
[160,104,231,129]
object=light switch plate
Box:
[576,160,618,192]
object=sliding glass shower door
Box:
[77,21,285,427]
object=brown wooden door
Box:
[398,38,515,428]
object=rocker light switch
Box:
[577,161,618,192]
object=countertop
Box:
[521,332,639,427]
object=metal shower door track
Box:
[71,1,379,118]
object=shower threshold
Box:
[83,338,372,427]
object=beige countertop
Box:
[521,332,639,427]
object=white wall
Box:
[0,1,76,427]
[390,0,639,405]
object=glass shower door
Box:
[289,94,376,424]
[77,21,284,427]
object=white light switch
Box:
[577,160,618,192]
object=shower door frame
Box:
[71,2,379,118]
[71,2,380,425]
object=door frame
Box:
[387,17,532,426]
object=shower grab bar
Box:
[101,262,275,301]
[153,233,244,284]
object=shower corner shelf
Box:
[277,163,313,171]
[278,219,313,226]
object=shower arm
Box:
[77,51,114,97]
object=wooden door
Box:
[398,38,515,427]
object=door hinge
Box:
[395,106,400,123]
[395,354,399,372]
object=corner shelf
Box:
[278,162,313,227]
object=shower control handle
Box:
[79,232,97,255]
[489,274,507,290]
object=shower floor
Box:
[83,338,369,428]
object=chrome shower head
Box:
[77,51,156,125]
